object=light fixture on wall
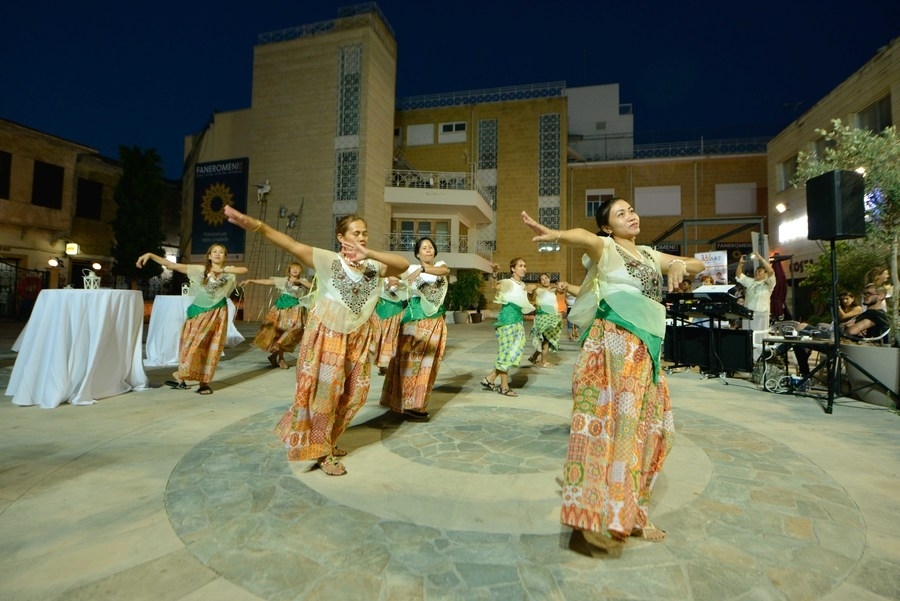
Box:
[92,262,102,271]
[65,242,80,255]
[48,257,65,267]
[537,242,560,253]
[775,202,788,214]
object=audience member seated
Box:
[774,285,890,379]
[837,290,863,324]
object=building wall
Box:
[0,119,114,288]
[565,155,768,285]
[396,96,570,279]
[767,37,900,276]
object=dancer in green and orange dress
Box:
[380,236,450,420]
[136,244,248,395]
[240,261,313,369]
[522,198,704,555]
[224,206,408,476]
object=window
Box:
[391,219,451,252]
[0,150,10,199]
[813,136,835,160]
[407,123,434,146]
[75,178,103,219]
[715,183,756,215]
[31,160,64,209]
[856,95,892,133]
[778,155,797,192]
[633,186,681,217]
[586,188,615,218]
[438,121,466,144]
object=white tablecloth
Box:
[144,296,245,367]
[6,289,149,408]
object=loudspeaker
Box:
[806,169,865,240]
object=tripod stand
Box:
[798,240,899,414]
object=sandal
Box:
[267,353,278,368]
[278,359,289,370]
[480,377,496,391]
[496,387,518,397]
[165,380,189,390]
[317,456,347,476]
[631,522,666,542]
[196,384,213,395]
[332,447,348,457]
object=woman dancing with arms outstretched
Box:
[522,199,704,555]
[224,206,409,476]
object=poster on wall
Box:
[694,250,729,285]
[191,158,249,262]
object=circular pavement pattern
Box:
[166,406,865,601]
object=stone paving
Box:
[1,320,899,601]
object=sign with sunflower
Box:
[191,158,250,260]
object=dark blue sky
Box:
[2,1,897,179]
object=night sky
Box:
[2,0,897,179]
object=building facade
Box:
[767,37,899,317]
[184,5,769,318]
[0,119,122,317]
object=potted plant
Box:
[447,270,483,324]
[470,292,487,323]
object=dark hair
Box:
[414,237,437,259]
[839,291,860,308]
[335,214,366,237]
[509,257,525,273]
[595,197,628,236]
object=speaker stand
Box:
[791,240,899,413]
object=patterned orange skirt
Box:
[274,314,376,461]
[372,312,403,369]
[177,305,229,383]
[380,316,447,412]
[560,318,674,538]
[252,304,305,354]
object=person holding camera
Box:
[735,253,775,333]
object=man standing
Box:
[843,285,890,342]
[735,253,775,333]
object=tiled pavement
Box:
[1,320,899,600]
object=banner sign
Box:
[715,241,752,265]
[694,250,729,284]
[191,158,249,261]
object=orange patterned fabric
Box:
[560,318,674,538]
[373,311,403,369]
[274,313,375,461]
[177,305,228,382]
[252,304,306,354]
[380,316,447,412]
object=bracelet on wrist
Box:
[667,259,687,271]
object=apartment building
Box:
[767,37,899,316]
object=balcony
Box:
[384,233,494,272]
[384,170,494,225]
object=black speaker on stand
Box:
[806,169,865,240]
[800,170,894,413]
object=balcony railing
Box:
[385,169,493,206]
[385,233,493,261]
[386,169,472,190]
[396,81,566,111]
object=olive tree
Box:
[793,120,900,333]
